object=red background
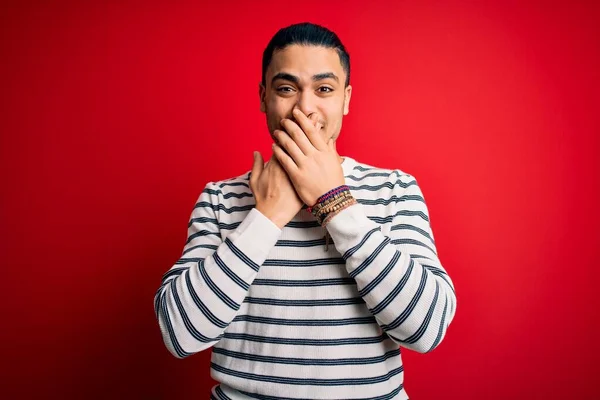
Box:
[1,1,599,398]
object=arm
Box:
[325,173,457,353]
[153,182,282,358]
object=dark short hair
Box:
[261,22,350,87]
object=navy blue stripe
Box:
[262,258,345,267]
[357,194,424,206]
[214,386,233,400]
[218,181,249,188]
[353,165,377,171]
[342,227,381,261]
[182,244,218,256]
[391,223,433,242]
[159,293,190,358]
[222,332,388,346]
[188,210,428,232]
[184,264,228,329]
[188,216,219,228]
[370,209,429,224]
[346,171,399,180]
[185,229,221,245]
[224,237,260,272]
[381,268,429,330]
[427,294,449,352]
[347,177,415,191]
[212,347,400,366]
[213,252,249,291]
[153,287,162,321]
[426,267,455,294]
[194,201,254,214]
[170,277,222,343]
[211,362,403,386]
[402,280,440,344]
[204,188,253,199]
[391,238,436,255]
[347,183,396,191]
[370,258,415,315]
[176,257,202,264]
[244,297,365,307]
[161,266,187,280]
[275,239,327,247]
[238,384,403,400]
[359,250,400,297]
[232,314,375,326]
[284,220,321,228]
[188,218,241,231]
[349,236,391,278]
[198,262,240,310]
[253,277,355,287]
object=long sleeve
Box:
[154,182,282,359]
[324,173,456,353]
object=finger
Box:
[272,142,299,176]
[291,108,327,151]
[311,114,324,135]
[274,129,304,165]
[281,116,316,155]
[250,151,263,184]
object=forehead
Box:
[267,44,345,81]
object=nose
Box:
[294,91,317,118]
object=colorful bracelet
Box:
[313,192,351,223]
[316,194,351,224]
[308,186,356,226]
[306,185,350,214]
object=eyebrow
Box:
[271,72,339,85]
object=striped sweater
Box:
[154,156,457,400]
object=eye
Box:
[276,86,294,92]
[318,87,334,93]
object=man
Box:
[154,22,456,400]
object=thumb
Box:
[251,151,264,180]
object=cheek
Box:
[267,99,291,121]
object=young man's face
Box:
[259,44,352,145]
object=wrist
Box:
[307,186,356,226]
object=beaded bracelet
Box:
[310,189,351,218]
[306,185,358,251]
[316,193,353,224]
[311,190,353,224]
[306,185,350,214]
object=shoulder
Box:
[199,170,252,206]
[212,170,251,191]
[345,157,418,190]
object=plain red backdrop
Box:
[1,1,599,398]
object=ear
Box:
[259,82,266,113]
[343,84,352,115]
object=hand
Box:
[249,150,303,229]
[271,108,345,207]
